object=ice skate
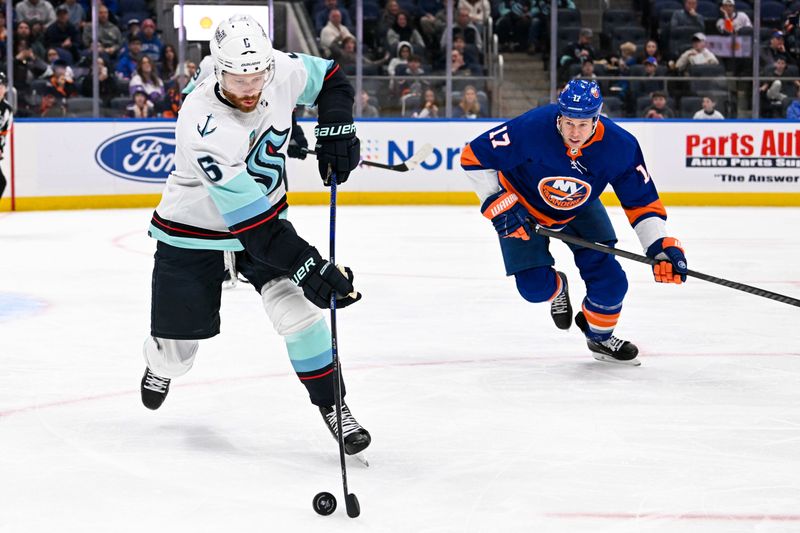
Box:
[550,271,572,330]
[575,311,640,366]
[320,403,371,456]
[141,367,171,410]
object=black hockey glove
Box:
[287,139,308,160]
[314,122,360,186]
[289,247,362,309]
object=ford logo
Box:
[95,127,176,183]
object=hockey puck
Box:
[313,492,337,516]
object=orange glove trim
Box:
[653,262,683,284]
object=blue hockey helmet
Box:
[558,80,603,119]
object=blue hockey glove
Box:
[314,122,360,186]
[646,237,687,284]
[480,190,531,240]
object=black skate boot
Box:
[550,271,572,330]
[575,311,640,366]
[320,404,372,455]
[141,367,171,410]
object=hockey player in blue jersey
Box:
[460,79,688,365]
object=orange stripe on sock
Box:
[581,306,620,328]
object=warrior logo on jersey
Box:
[538,176,592,210]
[246,126,289,195]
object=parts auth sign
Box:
[685,129,800,168]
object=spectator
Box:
[760,57,798,117]
[458,0,490,28]
[634,56,664,96]
[675,33,719,72]
[38,86,66,117]
[126,88,155,118]
[559,28,595,70]
[82,5,122,59]
[45,47,74,76]
[638,39,663,64]
[49,59,77,98]
[387,12,425,53]
[124,18,140,45]
[395,54,429,96]
[670,0,704,32]
[138,18,162,62]
[16,0,56,26]
[129,55,164,102]
[574,58,596,79]
[320,9,354,51]
[693,95,725,118]
[450,49,473,76]
[58,0,85,29]
[331,36,388,74]
[716,0,751,35]
[642,91,675,118]
[160,43,178,80]
[456,34,481,66]
[453,85,485,118]
[495,0,533,52]
[158,82,183,118]
[16,20,47,59]
[0,13,6,64]
[379,0,402,37]
[387,41,413,76]
[13,40,49,102]
[443,7,483,50]
[413,87,440,117]
[786,96,800,119]
[419,0,447,47]
[79,56,117,105]
[761,31,792,67]
[44,6,80,61]
[356,89,380,117]
[314,0,352,33]
[115,36,141,79]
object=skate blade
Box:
[591,352,641,366]
[349,452,369,467]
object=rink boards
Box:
[2,117,800,211]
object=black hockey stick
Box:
[328,179,361,518]
[533,224,800,308]
[304,143,434,172]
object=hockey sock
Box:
[579,297,622,342]
[285,318,344,407]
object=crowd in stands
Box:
[2,0,800,118]
[1,0,190,117]
[310,0,492,117]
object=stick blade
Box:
[345,493,361,518]
[404,143,434,171]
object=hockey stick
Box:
[328,179,361,518]
[533,224,800,308]
[304,143,434,172]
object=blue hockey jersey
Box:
[461,104,669,251]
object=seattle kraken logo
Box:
[247,126,289,195]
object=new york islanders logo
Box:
[538,176,592,210]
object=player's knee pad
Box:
[514,266,559,303]
[143,336,199,379]
[261,277,323,337]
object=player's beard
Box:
[222,88,263,113]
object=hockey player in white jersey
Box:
[142,14,369,455]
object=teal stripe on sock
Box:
[285,319,332,373]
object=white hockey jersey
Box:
[149,50,333,253]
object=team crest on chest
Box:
[538,176,592,210]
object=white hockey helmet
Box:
[210,14,274,87]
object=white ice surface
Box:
[1,206,799,533]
